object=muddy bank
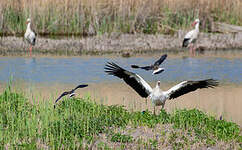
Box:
[0,31,242,55]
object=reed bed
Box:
[0,0,241,36]
[0,87,241,149]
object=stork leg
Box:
[189,44,193,56]
[193,45,196,56]
[29,46,32,56]
[153,106,156,115]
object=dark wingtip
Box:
[131,65,139,68]
[81,84,88,88]
[206,79,219,88]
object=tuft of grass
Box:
[110,133,133,143]
[0,88,241,149]
[171,109,240,141]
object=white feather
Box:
[136,74,153,94]
[24,21,36,45]
[152,68,164,75]
[163,81,188,99]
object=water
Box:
[0,56,241,84]
[0,55,242,126]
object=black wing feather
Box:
[140,66,153,70]
[55,91,72,104]
[105,62,150,98]
[182,38,190,47]
[131,64,152,70]
[154,54,167,66]
[131,65,140,68]
[169,79,219,99]
[73,84,88,91]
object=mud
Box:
[0,31,242,56]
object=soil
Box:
[0,31,242,56]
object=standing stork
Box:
[182,19,200,56]
[105,62,218,114]
[24,18,36,56]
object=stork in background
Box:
[24,18,36,56]
[182,19,200,56]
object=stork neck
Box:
[195,23,199,31]
[27,23,31,31]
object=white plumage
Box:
[131,54,167,75]
[105,62,218,113]
[182,19,200,55]
[24,18,36,55]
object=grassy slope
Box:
[0,89,241,149]
[0,0,241,36]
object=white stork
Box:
[131,54,167,75]
[24,18,36,56]
[54,84,88,108]
[105,62,218,114]
[182,18,200,55]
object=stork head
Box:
[156,81,161,87]
[192,18,200,27]
[26,18,31,24]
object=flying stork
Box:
[105,62,218,114]
[54,84,88,108]
[131,54,167,75]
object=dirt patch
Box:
[0,31,242,56]
[86,124,241,149]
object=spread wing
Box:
[164,79,219,100]
[154,54,167,66]
[54,91,72,104]
[73,84,88,91]
[131,65,153,70]
[105,62,152,98]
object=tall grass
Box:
[0,88,241,149]
[0,0,241,36]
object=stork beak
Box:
[192,21,196,27]
[26,21,29,24]
[157,81,161,87]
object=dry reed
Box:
[0,0,241,35]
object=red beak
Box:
[192,21,196,27]
[26,21,28,24]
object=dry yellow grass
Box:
[0,0,241,35]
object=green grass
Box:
[0,88,241,149]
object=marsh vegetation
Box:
[0,0,241,36]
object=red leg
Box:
[189,44,193,56]
[29,46,32,56]
[193,45,196,56]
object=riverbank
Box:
[0,31,242,56]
